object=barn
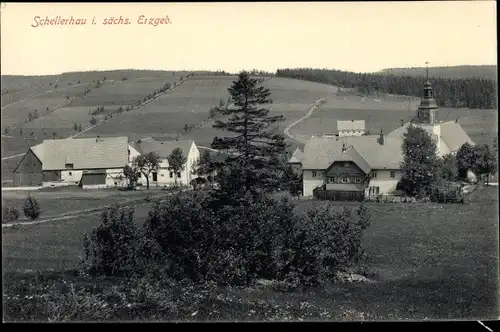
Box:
[13,136,131,188]
[12,143,44,186]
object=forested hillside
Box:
[379,65,497,81]
[275,68,497,109]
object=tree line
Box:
[275,68,497,109]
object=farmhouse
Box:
[13,136,131,189]
[129,138,200,187]
[337,120,366,137]
[292,80,475,199]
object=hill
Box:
[378,65,497,81]
[276,68,497,109]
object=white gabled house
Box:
[290,80,476,200]
[129,138,200,187]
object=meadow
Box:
[289,95,498,146]
[79,76,239,141]
[2,186,498,320]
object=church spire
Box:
[415,63,438,124]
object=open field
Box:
[79,76,240,141]
[290,97,498,146]
[180,77,341,147]
[68,77,178,108]
[2,186,498,319]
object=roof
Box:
[439,120,475,151]
[30,143,44,162]
[288,147,304,164]
[388,120,475,153]
[337,120,366,131]
[302,135,403,171]
[41,136,129,171]
[132,138,194,158]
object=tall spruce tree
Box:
[211,71,286,198]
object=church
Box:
[290,78,475,199]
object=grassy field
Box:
[180,77,341,147]
[79,76,239,141]
[2,186,498,320]
[290,94,498,146]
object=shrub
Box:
[23,196,41,220]
[141,190,371,287]
[429,180,464,203]
[81,204,161,277]
[3,205,20,222]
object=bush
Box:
[3,205,20,222]
[23,196,41,220]
[81,204,164,278]
[139,190,371,287]
[429,180,464,203]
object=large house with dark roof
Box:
[291,80,475,199]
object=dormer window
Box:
[65,163,74,169]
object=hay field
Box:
[80,76,238,141]
[181,77,342,147]
[290,99,498,146]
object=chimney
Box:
[96,135,100,143]
[341,142,346,153]
[455,118,458,123]
[400,119,404,127]
[379,129,384,145]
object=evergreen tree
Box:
[211,71,286,198]
[399,124,439,197]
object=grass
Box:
[80,76,239,141]
[290,96,497,146]
[2,186,498,320]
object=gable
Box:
[325,161,366,177]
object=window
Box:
[390,171,395,178]
[65,163,74,169]
[341,178,348,184]
[152,172,158,182]
[328,177,335,183]
[161,174,164,177]
[68,172,72,176]
[371,171,377,178]
[114,182,117,186]
[169,172,173,178]
[354,177,361,183]
[177,172,181,178]
[312,171,317,178]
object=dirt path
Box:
[283,97,327,144]
[2,189,190,228]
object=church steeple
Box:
[416,62,438,124]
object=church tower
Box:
[415,63,438,124]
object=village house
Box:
[13,136,132,189]
[290,80,475,199]
[13,136,201,189]
[337,120,366,137]
[129,137,200,187]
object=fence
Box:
[313,188,364,202]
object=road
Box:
[2,188,190,228]
[283,97,327,144]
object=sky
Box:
[0,2,497,76]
